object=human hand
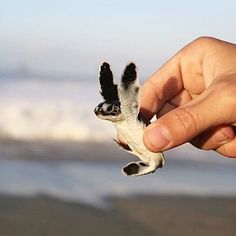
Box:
[141,37,236,158]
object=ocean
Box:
[0,77,113,141]
[0,76,235,208]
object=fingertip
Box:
[215,137,236,158]
[143,124,172,152]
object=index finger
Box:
[140,55,183,120]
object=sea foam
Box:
[0,78,115,141]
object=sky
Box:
[0,0,236,79]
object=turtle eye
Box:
[107,105,113,112]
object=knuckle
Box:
[172,108,198,139]
[180,36,218,57]
[211,79,236,118]
[193,36,217,46]
[213,77,236,96]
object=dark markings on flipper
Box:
[123,161,149,176]
[137,112,151,125]
[139,162,148,167]
[99,62,119,102]
[123,163,140,175]
[113,139,132,151]
[121,63,137,90]
[158,159,164,168]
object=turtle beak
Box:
[94,106,101,116]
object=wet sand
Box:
[1,139,236,168]
[0,139,132,162]
[0,194,235,236]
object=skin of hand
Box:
[140,37,236,158]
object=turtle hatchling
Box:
[94,62,165,176]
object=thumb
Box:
[143,88,233,152]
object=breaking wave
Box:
[0,78,115,141]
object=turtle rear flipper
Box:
[122,159,163,177]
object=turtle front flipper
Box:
[94,62,123,122]
[122,158,164,177]
[118,63,140,123]
[99,62,119,102]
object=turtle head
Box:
[94,101,123,122]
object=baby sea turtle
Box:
[94,62,165,176]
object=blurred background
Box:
[0,0,236,235]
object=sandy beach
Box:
[0,140,236,236]
[0,194,235,236]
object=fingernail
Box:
[147,126,171,150]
